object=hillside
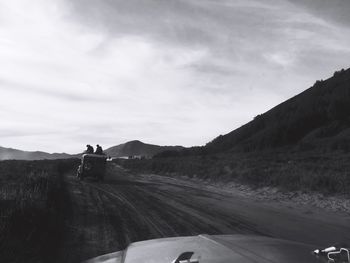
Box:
[105,140,184,158]
[160,68,350,157]
[207,68,350,153]
[0,146,72,160]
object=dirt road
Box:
[59,165,350,262]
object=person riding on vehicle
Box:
[95,144,103,155]
[85,144,94,154]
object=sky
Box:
[1,0,350,153]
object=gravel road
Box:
[59,165,350,263]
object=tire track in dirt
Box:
[133,184,265,235]
[59,168,350,263]
[61,176,254,263]
[58,176,127,262]
[85,182,167,238]
[100,183,217,236]
[88,179,267,240]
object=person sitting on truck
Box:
[95,144,103,155]
[85,144,94,154]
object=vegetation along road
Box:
[60,164,350,262]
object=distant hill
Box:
[0,146,73,160]
[158,67,350,157]
[0,140,184,160]
[104,140,184,158]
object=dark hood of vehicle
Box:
[84,234,323,263]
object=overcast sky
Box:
[1,0,350,153]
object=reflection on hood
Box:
[84,234,324,263]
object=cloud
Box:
[0,0,350,153]
[287,0,350,27]
[0,78,110,102]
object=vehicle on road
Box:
[84,234,349,263]
[77,154,107,181]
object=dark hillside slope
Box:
[105,140,184,158]
[204,68,350,153]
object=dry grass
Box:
[0,159,79,263]
[116,149,350,196]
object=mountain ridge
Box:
[0,146,73,160]
[104,140,184,158]
[0,140,185,160]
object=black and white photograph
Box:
[1,0,350,262]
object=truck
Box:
[76,154,107,181]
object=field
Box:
[1,156,350,262]
[0,159,79,263]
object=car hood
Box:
[84,234,324,263]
